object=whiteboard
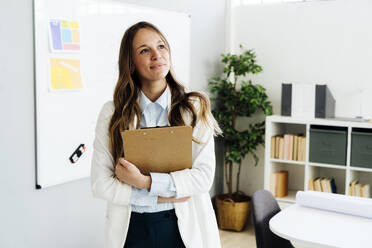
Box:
[34,0,191,189]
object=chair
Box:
[251,189,294,248]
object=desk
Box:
[269,204,372,248]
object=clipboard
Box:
[121,126,192,175]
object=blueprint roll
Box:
[296,191,372,219]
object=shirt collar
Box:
[139,84,169,111]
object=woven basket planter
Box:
[216,193,251,232]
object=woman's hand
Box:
[158,196,191,203]
[115,158,151,189]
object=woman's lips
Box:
[150,64,164,69]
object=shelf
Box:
[276,190,297,203]
[307,167,346,194]
[270,158,305,166]
[308,162,346,170]
[349,170,372,198]
[267,115,372,129]
[265,116,372,204]
[350,166,372,173]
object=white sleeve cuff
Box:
[149,172,176,197]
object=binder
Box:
[292,83,316,118]
[315,84,335,118]
[121,126,192,175]
[282,83,335,118]
[281,83,292,116]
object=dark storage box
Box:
[351,128,372,168]
[309,125,347,165]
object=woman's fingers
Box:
[118,158,139,172]
[115,162,126,178]
[114,157,150,189]
[118,158,129,167]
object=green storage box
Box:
[309,125,347,165]
[351,128,372,168]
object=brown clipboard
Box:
[121,126,192,175]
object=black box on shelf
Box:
[351,128,372,169]
[309,125,347,165]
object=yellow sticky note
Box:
[72,29,80,43]
[50,58,83,90]
[61,20,69,28]
[70,21,79,28]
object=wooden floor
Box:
[219,224,256,248]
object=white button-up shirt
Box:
[129,85,177,213]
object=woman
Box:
[91,21,222,248]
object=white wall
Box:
[229,0,372,196]
[0,0,225,247]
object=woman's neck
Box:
[141,79,167,102]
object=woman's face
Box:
[131,28,170,85]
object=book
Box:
[275,136,281,159]
[355,183,362,197]
[279,137,285,160]
[297,136,306,162]
[330,178,337,193]
[325,178,332,193]
[275,170,289,197]
[283,134,290,160]
[350,180,359,196]
[321,178,329,193]
[302,137,307,161]
[283,135,288,160]
[314,177,323,192]
[362,184,370,198]
[284,134,293,160]
[293,135,298,161]
[288,134,293,160]
[270,136,276,158]
[308,178,315,191]
[269,172,276,195]
[297,136,303,162]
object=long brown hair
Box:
[109,21,221,162]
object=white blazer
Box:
[91,93,222,248]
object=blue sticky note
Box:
[50,21,62,50]
[61,29,72,43]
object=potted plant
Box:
[209,45,272,231]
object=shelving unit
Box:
[264,115,372,206]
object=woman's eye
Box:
[159,44,166,49]
[140,49,149,54]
